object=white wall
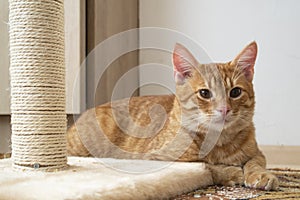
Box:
[139,0,300,146]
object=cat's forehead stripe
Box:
[225,77,232,88]
[217,63,235,88]
[209,76,216,88]
[196,63,239,90]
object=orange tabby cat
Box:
[67,42,278,190]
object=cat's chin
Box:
[189,118,236,133]
[210,116,231,125]
[210,118,236,131]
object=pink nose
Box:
[218,107,231,116]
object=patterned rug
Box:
[173,168,300,200]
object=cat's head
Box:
[173,42,257,131]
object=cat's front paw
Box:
[245,171,279,190]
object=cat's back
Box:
[67,94,177,157]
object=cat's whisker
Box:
[181,117,209,124]
[181,114,212,125]
[235,114,251,123]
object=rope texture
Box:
[9,0,67,171]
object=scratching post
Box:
[8,0,67,171]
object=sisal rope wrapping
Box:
[8,0,67,171]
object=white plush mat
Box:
[0,157,213,200]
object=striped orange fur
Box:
[67,42,278,190]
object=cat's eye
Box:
[199,89,212,99]
[230,87,242,98]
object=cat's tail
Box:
[66,124,91,157]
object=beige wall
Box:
[86,0,139,108]
[65,0,86,114]
[0,0,10,115]
[0,1,11,153]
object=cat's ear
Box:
[231,41,257,81]
[173,43,198,84]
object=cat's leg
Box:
[206,164,244,186]
[243,150,279,190]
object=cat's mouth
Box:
[211,117,226,124]
[211,115,232,124]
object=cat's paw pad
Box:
[245,171,279,190]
